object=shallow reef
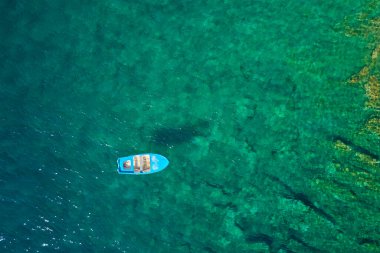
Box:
[0,0,379,252]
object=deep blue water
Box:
[1,1,379,252]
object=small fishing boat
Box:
[117,153,169,175]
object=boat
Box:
[117,153,169,175]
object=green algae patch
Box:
[1,0,380,252]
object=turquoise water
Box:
[1,1,379,252]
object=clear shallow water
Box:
[0,1,379,252]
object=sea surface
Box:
[1,1,379,252]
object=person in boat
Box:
[134,156,141,173]
[141,155,151,173]
[123,160,131,169]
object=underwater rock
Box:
[365,76,380,109]
[152,120,210,146]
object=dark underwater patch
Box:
[152,126,199,145]
[152,120,210,146]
